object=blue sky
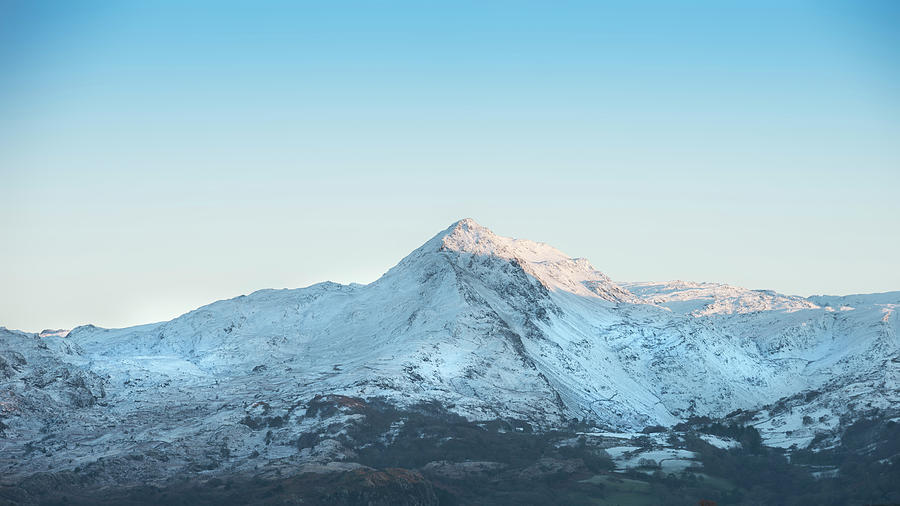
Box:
[2,1,898,331]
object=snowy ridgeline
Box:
[1,218,898,480]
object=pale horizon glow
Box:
[2,1,899,332]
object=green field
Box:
[580,474,656,506]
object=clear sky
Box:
[2,1,898,332]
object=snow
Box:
[699,434,741,450]
[622,280,819,316]
[606,446,700,473]
[440,219,638,302]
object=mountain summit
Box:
[1,219,898,487]
[432,218,638,302]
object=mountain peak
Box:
[433,219,636,303]
[449,217,482,230]
[439,219,568,263]
[439,218,514,256]
[442,217,493,243]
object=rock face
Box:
[1,218,898,487]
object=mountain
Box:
[1,218,898,502]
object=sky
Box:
[2,1,898,332]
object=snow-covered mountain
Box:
[621,280,820,316]
[2,218,898,483]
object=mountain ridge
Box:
[1,218,897,488]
